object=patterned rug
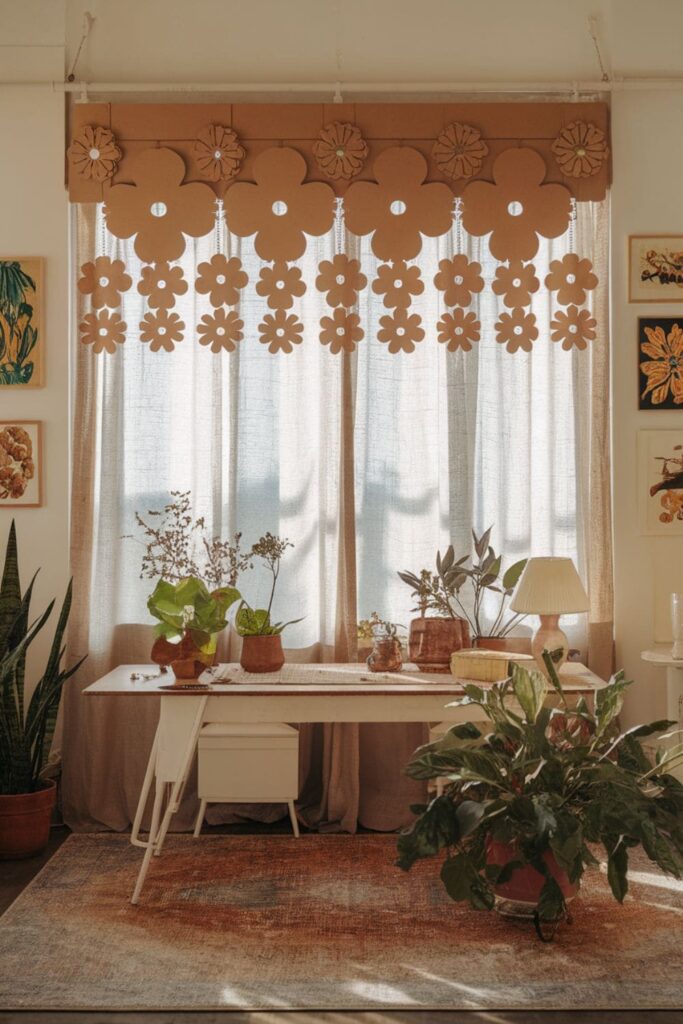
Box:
[0,834,681,1010]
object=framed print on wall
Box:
[0,257,44,386]
[629,235,683,303]
[638,430,683,534]
[0,421,42,508]
[638,317,683,409]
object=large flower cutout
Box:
[319,309,364,354]
[344,147,454,262]
[433,122,488,180]
[256,262,306,310]
[139,310,185,352]
[492,261,540,309]
[462,148,572,262]
[315,255,367,308]
[104,148,217,263]
[259,310,304,354]
[434,255,484,307]
[138,262,188,310]
[313,122,368,181]
[372,261,424,310]
[545,253,598,306]
[377,308,425,354]
[552,121,609,179]
[550,306,597,351]
[195,255,248,307]
[224,147,335,262]
[79,310,127,354]
[495,308,539,354]
[640,322,683,405]
[77,257,132,309]
[197,309,244,353]
[67,125,121,182]
[193,125,245,182]
[436,309,481,352]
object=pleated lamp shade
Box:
[510,557,589,615]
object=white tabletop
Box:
[641,648,683,668]
[84,660,605,697]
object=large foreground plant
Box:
[0,522,84,794]
[397,654,683,925]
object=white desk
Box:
[641,648,683,783]
[85,661,604,903]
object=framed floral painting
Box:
[629,236,683,303]
[638,318,683,409]
[638,430,683,535]
[0,421,42,507]
[0,258,44,386]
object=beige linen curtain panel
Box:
[63,192,613,833]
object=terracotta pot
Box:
[474,635,533,655]
[0,780,57,860]
[486,838,579,908]
[151,630,218,681]
[240,634,285,673]
[408,616,470,673]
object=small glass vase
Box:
[671,593,683,660]
[366,624,403,673]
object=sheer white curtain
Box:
[63,199,611,832]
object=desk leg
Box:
[130,727,159,850]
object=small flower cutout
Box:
[259,310,304,354]
[195,255,248,307]
[492,261,540,309]
[256,263,306,311]
[77,257,132,309]
[377,309,425,354]
[138,262,188,310]
[139,310,185,352]
[319,309,364,354]
[79,310,127,354]
[433,122,488,180]
[552,121,609,179]
[550,306,597,351]
[197,309,244,353]
[372,261,424,310]
[437,309,481,352]
[68,125,121,182]
[313,122,368,181]
[434,256,484,308]
[495,308,539,353]
[315,255,367,308]
[193,125,245,182]
[545,254,598,306]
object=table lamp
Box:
[510,557,589,674]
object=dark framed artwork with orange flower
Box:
[0,421,42,507]
[638,318,683,409]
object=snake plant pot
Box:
[487,838,579,918]
[408,617,470,673]
[240,634,285,673]
[473,635,533,655]
[0,780,57,860]
[151,630,218,681]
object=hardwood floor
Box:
[1,823,681,1024]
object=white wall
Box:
[3,0,683,715]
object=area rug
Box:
[0,834,681,1010]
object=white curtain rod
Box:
[4,77,683,95]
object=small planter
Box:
[486,839,579,918]
[0,780,57,860]
[367,633,403,673]
[151,630,218,681]
[408,616,470,673]
[240,634,285,673]
[474,635,533,655]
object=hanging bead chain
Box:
[334,196,344,255]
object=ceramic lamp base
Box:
[531,614,568,675]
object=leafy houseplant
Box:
[0,521,84,858]
[398,527,528,667]
[148,576,240,679]
[235,533,301,673]
[397,652,683,939]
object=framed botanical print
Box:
[0,421,42,507]
[638,430,683,534]
[0,258,44,386]
[638,318,683,409]
[629,235,683,303]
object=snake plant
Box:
[0,521,84,794]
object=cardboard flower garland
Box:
[75,132,601,357]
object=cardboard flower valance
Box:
[344,147,454,261]
[224,147,335,261]
[462,148,571,262]
[104,148,217,263]
[68,126,121,183]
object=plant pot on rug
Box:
[0,521,84,859]
[234,533,302,673]
[397,652,683,940]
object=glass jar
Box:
[366,624,403,673]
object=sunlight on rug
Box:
[0,834,680,1010]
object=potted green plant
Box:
[235,533,301,673]
[148,576,240,680]
[0,522,84,858]
[397,652,683,939]
[398,527,528,668]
